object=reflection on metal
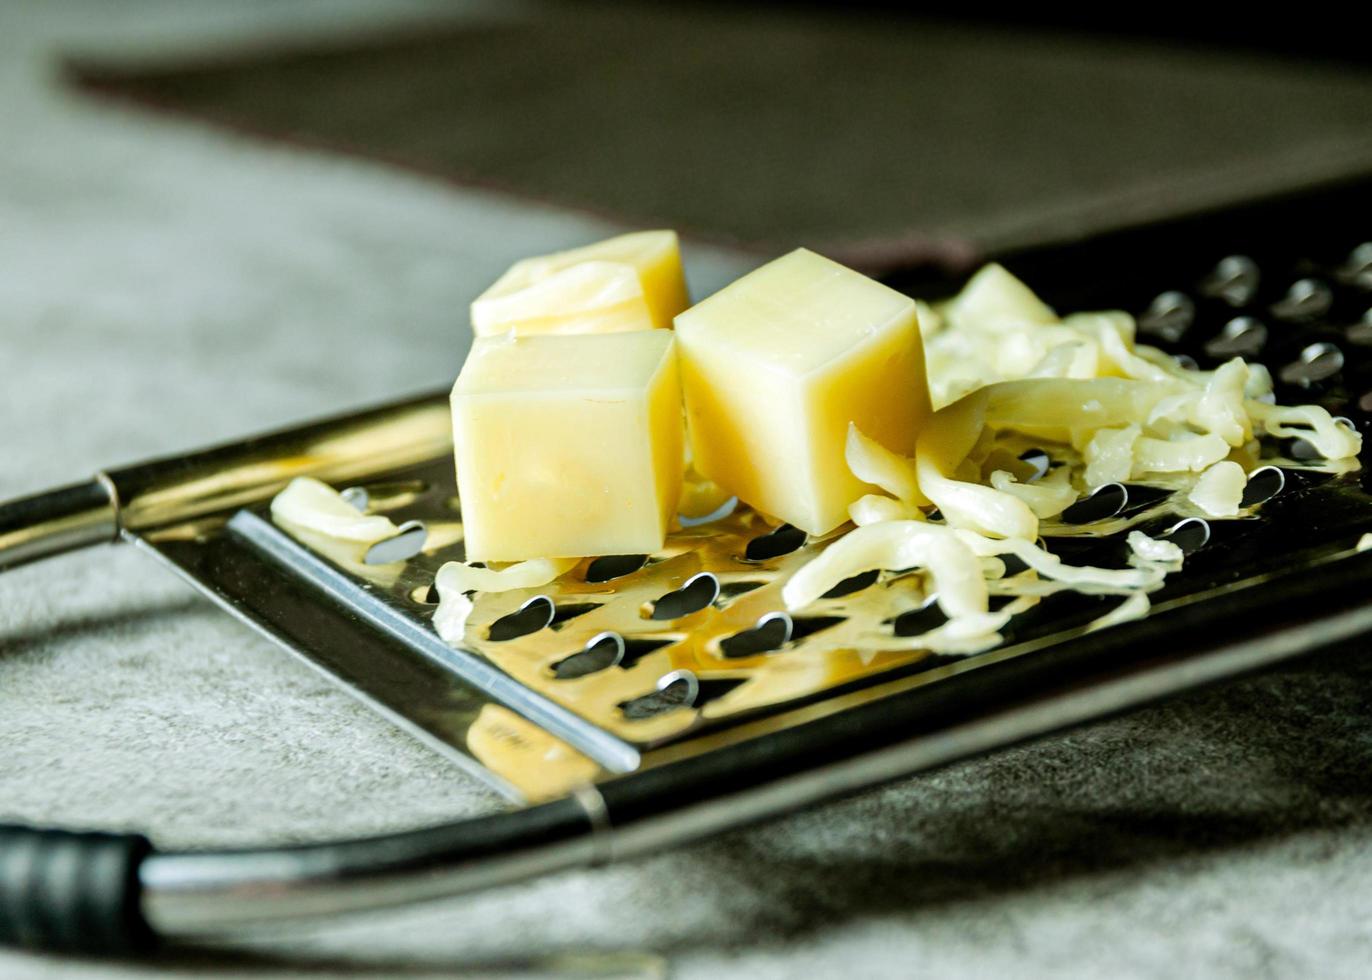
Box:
[1017,448,1051,482]
[363,519,428,565]
[109,393,452,535]
[1161,518,1211,554]
[1204,316,1267,359]
[1061,482,1129,524]
[719,611,794,659]
[650,572,722,621]
[465,704,599,803]
[1138,290,1194,341]
[340,486,370,511]
[1279,342,1345,387]
[1337,242,1372,288]
[488,595,556,641]
[1272,278,1334,321]
[0,476,118,570]
[1241,466,1286,508]
[1200,255,1260,306]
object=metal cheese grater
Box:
[3,180,1372,951]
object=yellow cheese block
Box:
[470,230,689,337]
[452,330,684,561]
[674,248,930,535]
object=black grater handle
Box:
[0,478,118,572]
[0,824,155,954]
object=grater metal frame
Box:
[3,178,1372,944]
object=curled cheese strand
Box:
[1082,425,1140,489]
[781,520,986,619]
[942,263,1058,333]
[988,467,1076,519]
[917,392,1038,541]
[433,590,474,644]
[678,469,733,519]
[954,530,1166,591]
[985,378,1185,443]
[1127,531,1184,566]
[1248,401,1361,460]
[270,476,398,543]
[849,494,924,527]
[1187,461,1247,517]
[1131,433,1230,475]
[1190,359,1252,447]
[1063,311,1174,383]
[1086,592,1151,632]
[434,556,577,595]
[845,423,929,506]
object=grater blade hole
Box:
[1278,342,1344,387]
[719,580,767,599]
[1120,484,1171,513]
[1344,309,1372,346]
[1339,243,1372,288]
[585,554,648,583]
[821,568,880,598]
[1044,534,1132,570]
[1017,448,1051,482]
[410,583,439,605]
[1200,255,1259,306]
[744,524,807,561]
[346,480,431,512]
[1271,278,1333,321]
[1286,436,1324,460]
[619,636,675,670]
[788,614,846,641]
[619,670,699,719]
[340,486,369,512]
[679,496,739,527]
[1138,290,1195,341]
[1000,554,1031,576]
[650,572,721,620]
[719,612,793,659]
[1061,483,1128,524]
[488,594,555,641]
[550,601,602,628]
[363,520,428,565]
[1241,465,1286,507]
[1162,518,1211,554]
[552,631,625,679]
[891,596,948,637]
[1204,316,1267,359]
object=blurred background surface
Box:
[69,2,1372,270]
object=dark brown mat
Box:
[71,4,1372,269]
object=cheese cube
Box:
[452,330,684,561]
[470,230,689,337]
[674,248,929,535]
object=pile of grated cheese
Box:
[423,263,1362,652]
[777,264,1362,652]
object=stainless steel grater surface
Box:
[6,182,1372,949]
[2,180,1371,810]
[95,182,1372,805]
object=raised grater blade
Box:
[5,181,1372,814]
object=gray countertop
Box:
[4,4,1372,977]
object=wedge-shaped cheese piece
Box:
[452,330,683,561]
[675,248,929,535]
[471,230,688,337]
